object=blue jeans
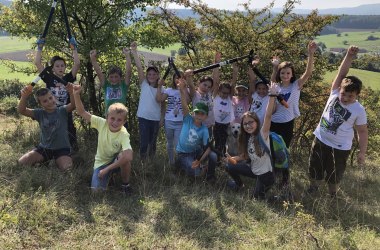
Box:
[91,161,120,190]
[226,162,274,199]
[138,117,160,160]
[176,149,217,179]
[165,120,183,165]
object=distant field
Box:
[316,31,380,53]
[0,36,33,53]
[0,61,34,82]
[323,68,380,90]
[139,43,181,56]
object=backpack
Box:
[258,132,290,169]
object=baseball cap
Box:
[193,102,208,115]
[235,84,248,90]
[146,65,159,73]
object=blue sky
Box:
[167,0,380,10]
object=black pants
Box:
[213,122,229,157]
[67,112,78,150]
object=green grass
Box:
[323,68,380,90]
[0,61,35,83]
[0,115,379,249]
[316,31,380,53]
[0,36,33,53]
[139,43,182,56]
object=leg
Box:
[177,152,201,177]
[91,165,112,191]
[205,150,217,180]
[138,117,150,160]
[55,155,73,171]
[173,122,183,165]
[67,112,78,151]
[225,161,255,187]
[165,121,176,165]
[18,150,45,166]
[326,147,350,196]
[308,137,332,192]
[213,123,224,156]
[254,171,275,199]
[148,120,160,158]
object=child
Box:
[89,47,131,118]
[249,80,270,127]
[156,72,190,166]
[35,37,80,151]
[176,78,217,181]
[225,82,280,199]
[131,42,164,160]
[308,45,368,197]
[270,40,317,187]
[17,85,75,171]
[73,85,133,194]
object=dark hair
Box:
[171,72,184,89]
[34,88,51,104]
[199,76,214,88]
[255,80,268,89]
[219,83,232,92]
[50,56,66,66]
[341,76,362,94]
[238,111,263,159]
[107,65,123,77]
[276,61,296,83]
[147,65,159,73]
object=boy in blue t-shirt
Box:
[176,78,217,181]
[18,85,75,171]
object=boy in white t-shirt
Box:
[308,45,368,197]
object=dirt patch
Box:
[0,50,34,62]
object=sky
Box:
[167,0,380,10]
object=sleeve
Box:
[63,71,76,83]
[202,127,209,146]
[90,115,104,130]
[355,106,367,126]
[121,132,133,151]
[33,108,43,121]
[183,113,192,123]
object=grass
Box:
[0,115,379,249]
[0,36,33,53]
[0,61,35,83]
[316,31,380,53]
[324,68,380,90]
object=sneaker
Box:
[226,180,242,191]
[121,184,132,195]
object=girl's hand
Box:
[184,69,193,79]
[89,50,97,60]
[176,78,186,90]
[130,41,137,52]
[66,83,73,93]
[158,79,165,87]
[21,86,33,97]
[347,45,359,56]
[191,160,201,169]
[215,52,222,63]
[271,56,280,67]
[122,47,130,56]
[72,84,82,95]
[308,41,318,54]
[268,81,281,96]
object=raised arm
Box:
[34,38,45,73]
[331,45,359,91]
[156,79,168,102]
[298,40,317,88]
[247,58,259,102]
[270,55,280,82]
[18,86,34,118]
[90,50,106,87]
[211,52,221,97]
[230,63,238,96]
[65,83,76,112]
[123,47,132,85]
[355,124,368,165]
[71,47,80,78]
[185,69,195,99]
[178,78,189,116]
[130,42,145,84]
[261,82,280,139]
[73,84,91,122]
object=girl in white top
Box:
[131,42,164,160]
[225,82,281,199]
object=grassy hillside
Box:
[0,36,33,53]
[0,61,34,83]
[324,68,380,90]
[316,31,380,53]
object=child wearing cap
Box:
[175,78,217,181]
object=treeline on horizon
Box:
[320,15,380,34]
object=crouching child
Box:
[175,78,217,182]
[18,84,75,171]
[73,85,133,194]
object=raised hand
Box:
[347,45,359,56]
[72,84,82,95]
[122,47,130,56]
[271,55,280,67]
[268,81,281,96]
[21,86,33,97]
[308,40,318,54]
[36,37,45,50]
[69,37,78,50]
[89,50,97,61]
[130,41,137,53]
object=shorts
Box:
[34,146,71,162]
[91,158,120,190]
[309,137,351,184]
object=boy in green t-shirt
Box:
[73,85,133,194]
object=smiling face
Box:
[198,80,213,94]
[339,89,358,105]
[108,72,122,85]
[279,67,293,84]
[219,85,231,99]
[146,69,159,85]
[37,91,57,111]
[236,87,247,98]
[242,116,258,135]
[256,83,268,97]
[52,59,66,77]
[106,110,126,132]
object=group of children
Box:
[17,39,368,199]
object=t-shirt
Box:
[164,88,184,122]
[103,80,128,115]
[192,91,215,127]
[91,115,132,169]
[248,130,272,175]
[33,106,70,149]
[213,95,234,124]
[250,92,270,127]
[137,80,163,121]
[271,80,301,123]
[232,96,250,124]
[313,89,367,150]
[176,114,209,153]
[42,71,76,107]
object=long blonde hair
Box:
[238,112,264,159]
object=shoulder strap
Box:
[257,133,274,167]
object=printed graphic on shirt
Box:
[199,93,213,110]
[235,104,245,119]
[42,115,60,144]
[320,98,352,135]
[187,128,199,144]
[167,95,182,117]
[251,99,262,111]
[105,86,122,100]
[280,92,291,102]
[49,82,68,106]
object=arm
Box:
[185,69,196,99]
[270,55,280,82]
[211,52,221,98]
[130,41,145,84]
[191,146,212,169]
[123,47,132,85]
[261,82,280,139]
[65,83,76,112]
[99,149,133,178]
[73,84,92,122]
[247,59,259,102]
[18,87,34,118]
[156,79,168,102]
[331,45,359,91]
[90,50,106,87]
[71,48,80,78]
[298,41,317,88]
[178,78,189,116]
[230,63,238,96]
[34,38,45,73]
[355,124,368,165]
